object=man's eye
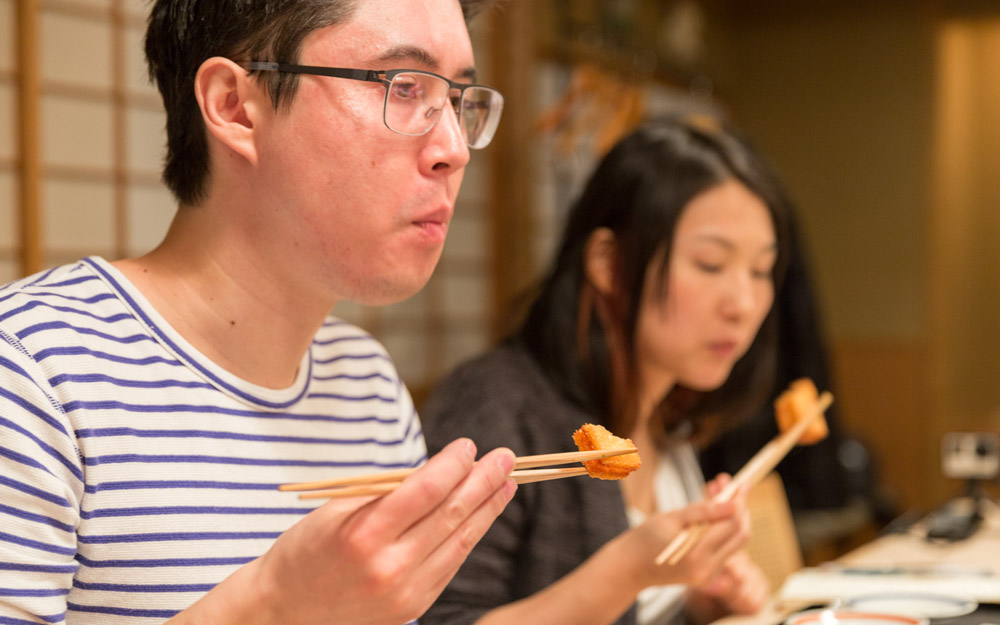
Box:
[392,80,421,99]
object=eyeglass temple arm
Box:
[245,62,381,83]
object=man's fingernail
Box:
[462,438,477,459]
[497,450,515,474]
[502,479,517,502]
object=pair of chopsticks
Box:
[654,391,834,566]
[280,448,637,499]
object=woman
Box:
[421,117,791,625]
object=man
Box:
[0,1,515,623]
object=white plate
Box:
[838,592,978,618]
[785,609,929,625]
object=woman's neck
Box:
[620,426,658,516]
[620,377,676,516]
[636,366,674,427]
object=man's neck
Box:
[113,208,332,390]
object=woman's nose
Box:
[722,271,759,318]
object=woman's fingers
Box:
[675,496,739,526]
[671,490,751,585]
[695,552,770,614]
[705,473,732,499]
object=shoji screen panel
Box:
[17,0,173,274]
[1,0,17,282]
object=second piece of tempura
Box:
[774,378,829,444]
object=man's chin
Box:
[350,272,437,308]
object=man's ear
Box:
[194,57,266,166]
[584,227,617,295]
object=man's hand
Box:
[174,438,516,625]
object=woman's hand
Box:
[612,479,751,592]
[682,474,770,623]
[472,475,753,625]
[685,551,770,622]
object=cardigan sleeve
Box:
[418,346,637,625]
[419,351,540,625]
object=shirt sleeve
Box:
[394,372,428,469]
[0,330,83,624]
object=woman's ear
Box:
[584,227,617,295]
[194,57,266,166]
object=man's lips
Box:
[413,206,452,226]
[411,206,452,243]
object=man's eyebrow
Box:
[376,45,478,82]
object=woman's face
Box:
[635,179,777,396]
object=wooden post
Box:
[16,0,42,277]
[112,0,128,260]
[487,1,537,340]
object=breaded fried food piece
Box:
[774,378,829,445]
[572,423,642,480]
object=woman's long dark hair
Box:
[517,117,793,444]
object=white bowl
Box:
[836,592,978,618]
[784,608,929,625]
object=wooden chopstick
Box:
[297,466,592,499]
[513,448,637,470]
[281,448,636,495]
[510,466,590,484]
[654,392,834,566]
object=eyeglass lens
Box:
[385,72,503,149]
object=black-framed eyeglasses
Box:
[246,62,504,149]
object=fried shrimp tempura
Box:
[572,423,642,480]
[774,378,829,445]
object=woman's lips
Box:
[708,341,739,359]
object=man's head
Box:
[144,0,499,307]
[145,0,493,206]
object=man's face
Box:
[250,0,476,307]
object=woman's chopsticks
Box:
[654,391,834,566]
[281,448,636,499]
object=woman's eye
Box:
[695,261,723,274]
[752,259,777,280]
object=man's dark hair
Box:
[145,0,492,206]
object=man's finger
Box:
[400,447,516,564]
[354,438,478,542]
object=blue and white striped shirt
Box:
[0,257,427,624]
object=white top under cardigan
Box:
[623,442,706,625]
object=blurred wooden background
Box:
[5,0,1000,559]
